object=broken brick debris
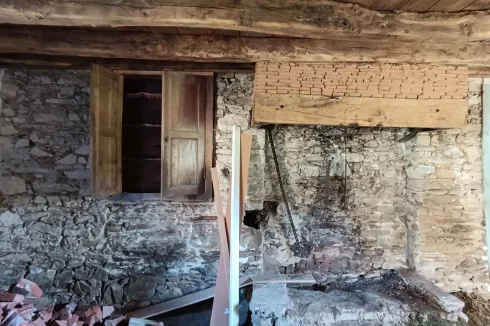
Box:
[13,280,42,299]
[0,278,144,326]
[0,294,24,303]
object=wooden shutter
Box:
[162,72,213,199]
[91,64,123,197]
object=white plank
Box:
[483,78,490,271]
[250,274,316,284]
[229,125,241,326]
[126,276,252,319]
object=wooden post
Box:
[483,78,490,271]
[229,125,241,326]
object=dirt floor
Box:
[453,291,490,326]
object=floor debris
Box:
[0,278,160,326]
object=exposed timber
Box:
[1,0,490,42]
[1,26,490,66]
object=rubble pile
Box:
[0,279,161,326]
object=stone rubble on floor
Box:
[0,278,156,326]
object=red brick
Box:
[0,293,24,302]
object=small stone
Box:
[1,83,19,98]
[47,196,62,206]
[406,165,435,179]
[40,76,52,84]
[34,196,47,204]
[0,175,26,194]
[68,114,80,121]
[30,132,40,142]
[346,153,364,163]
[364,140,377,148]
[75,145,90,155]
[0,124,18,136]
[31,147,51,157]
[64,170,89,180]
[445,147,464,159]
[12,117,25,123]
[0,210,23,227]
[2,108,14,117]
[57,154,77,165]
[58,87,75,98]
[78,157,87,164]
[415,135,431,147]
[0,136,13,149]
[15,139,30,148]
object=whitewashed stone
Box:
[415,135,431,147]
[364,140,377,147]
[0,210,23,227]
[406,165,435,179]
[34,196,47,204]
[346,153,364,163]
[444,147,464,159]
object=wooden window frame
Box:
[92,67,215,202]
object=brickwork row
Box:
[255,62,468,99]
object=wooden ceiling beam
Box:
[2,0,490,42]
[1,26,490,65]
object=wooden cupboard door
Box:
[91,64,123,197]
[162,72,212,199]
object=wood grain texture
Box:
[444,0,478,11]
[401,0,440,11]
[91,64,123,197]
[161,72,213,200]
[210,168,230,326]
[3,26,490,66]
[254,93,467,128]
[3,1,490,42]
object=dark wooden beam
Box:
[1,0,490,42]
[0,54,255,71]
[1,26,490,65]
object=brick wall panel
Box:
[255,62,468,100]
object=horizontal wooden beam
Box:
[2,0,490,42]
[254,93,467,128]
[2,26,490,65]
[0,54,254,71]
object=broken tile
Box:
[0,293,24,303]
[14,279,43,298]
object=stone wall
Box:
[406,78,488,296]
[0,67,488,308]
[0,69,262,309]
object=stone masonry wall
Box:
[406,78,489,296]
[0,69,262,309]
[0,67,487,307]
